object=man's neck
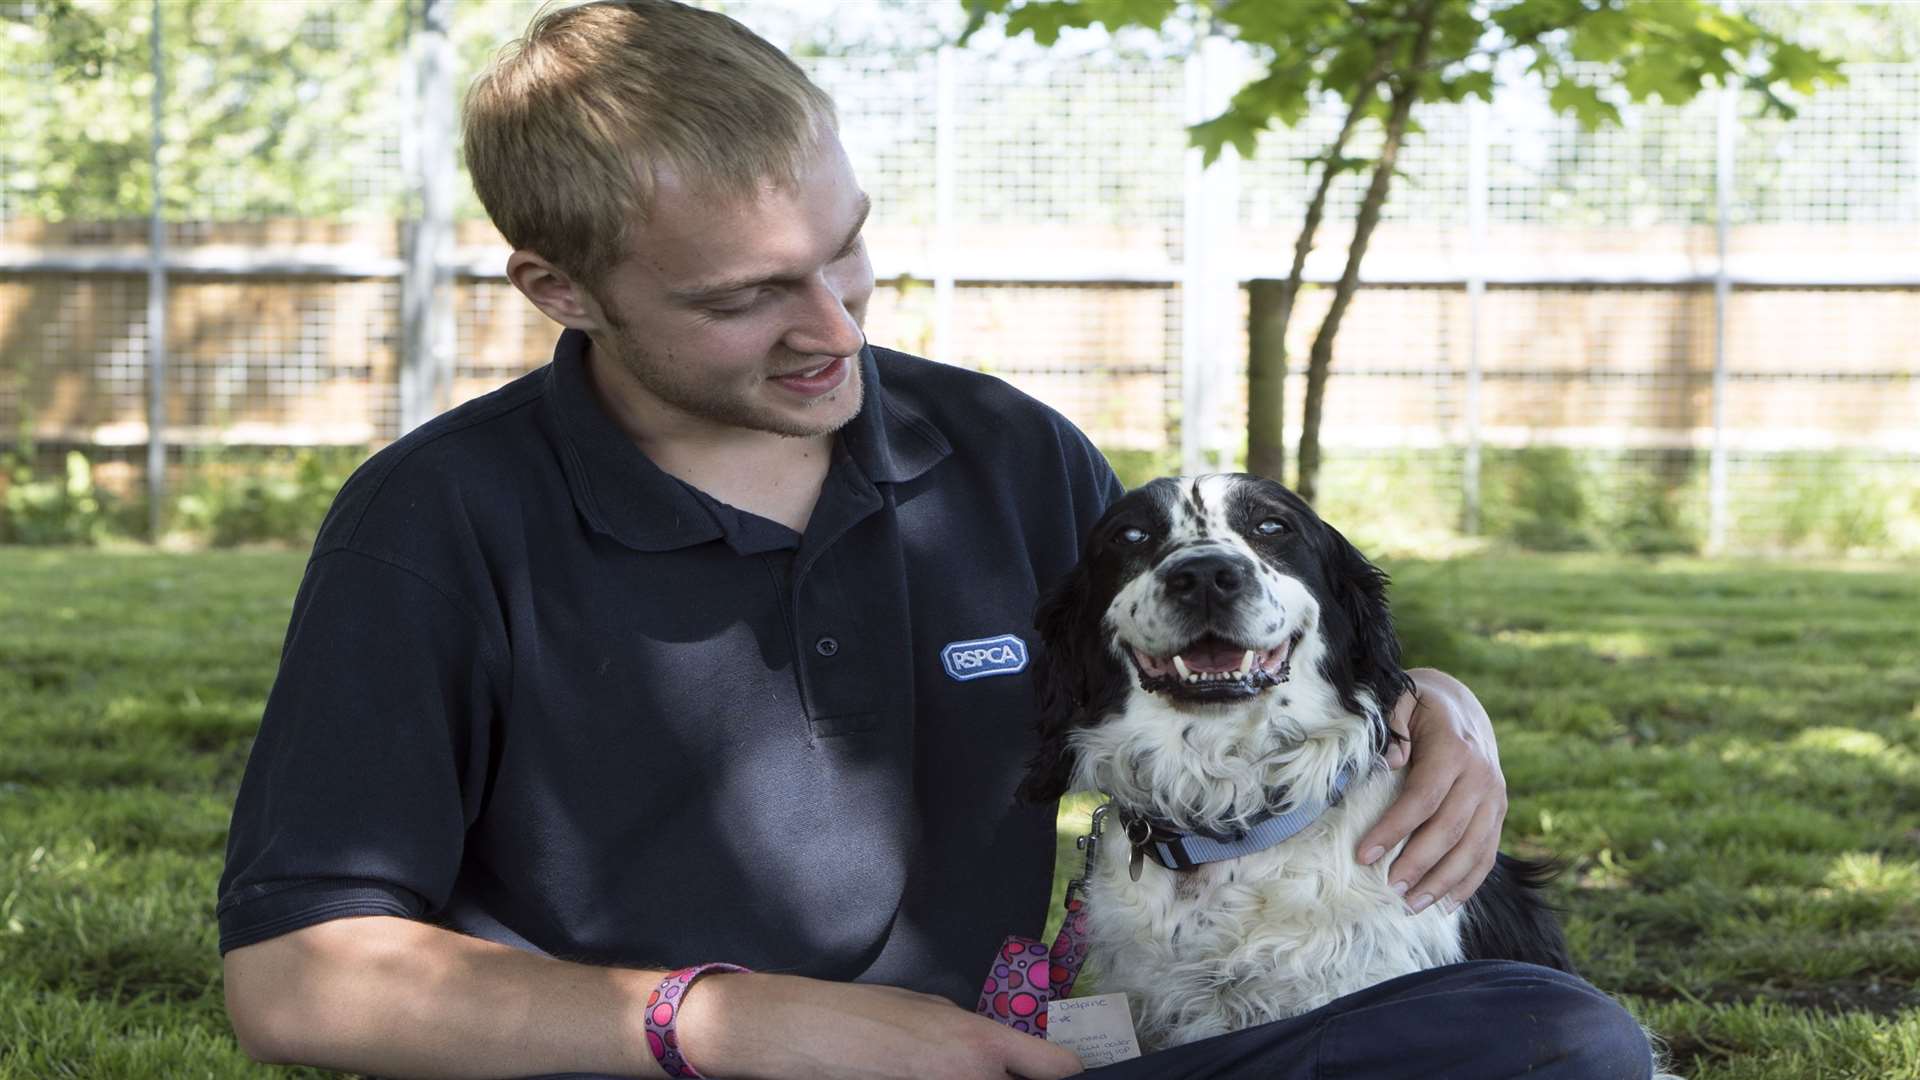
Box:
[584,343,833,533]
[648,433,833,534]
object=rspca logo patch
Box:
[941,634,1030,682]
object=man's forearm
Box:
[225,914,664,1079]
[225,914,1085,1080]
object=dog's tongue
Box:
[1178,635,1244,674]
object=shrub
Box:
[171,448,362,548]
[1768,453,1896,554]
[1611,471,1702,556]
[1481,447,1601,551]
[1104,447,1182,491]
[1,450,113,545]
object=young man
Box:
[218,3,1651,1078]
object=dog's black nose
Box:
[1161,551,1251,606]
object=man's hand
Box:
[679,971,1085,1080]
[1355,668,1506,917]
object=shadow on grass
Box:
[1376,557,1920,1070]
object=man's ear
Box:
[506,250,599,331]
[1017,563,1116,804]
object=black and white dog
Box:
[1019,474,1622,1053]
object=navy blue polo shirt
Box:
[217,329,1121,1008]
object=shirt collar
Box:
[541,328,950,553]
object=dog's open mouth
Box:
[1127,630,1301,700]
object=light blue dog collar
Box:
[1120,762,1363,873]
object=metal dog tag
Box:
[1124,816,1150,881]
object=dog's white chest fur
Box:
[1084,770,1464,1050]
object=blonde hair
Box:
[463,0,839,290]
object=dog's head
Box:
[1019,474,1412,819]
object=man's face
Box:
[584,129,875,441]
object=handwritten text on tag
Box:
[1045,993,1142,1067]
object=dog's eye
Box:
[1256,518,1288,536]
[1117,526,1151,545]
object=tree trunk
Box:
[1246,278,1289,481]
[1296,3,1439,504]
[1246,73,1384,485]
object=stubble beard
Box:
[603,316,864,440]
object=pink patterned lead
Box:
[975,893,1092,1037]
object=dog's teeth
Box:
[1173,655,1192,681]
[1238,650,1255,676]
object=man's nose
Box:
[787,273,865,359]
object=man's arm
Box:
[224,916,653,1076]
[1354,668,1507,915]
[224,915,1083,1080]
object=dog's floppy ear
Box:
[1328,528,1416,758]
[1017,562,1119,804]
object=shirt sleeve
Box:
[216,547,503,954]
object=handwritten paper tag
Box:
[1045,993,1142,1067]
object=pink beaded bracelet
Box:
[644,962,749,1079]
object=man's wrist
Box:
[666,968,759,1079]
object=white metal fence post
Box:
[933,45,957,364]
[401,0,456,435]
[1709,84,1736,553]
[145,0,168,540]
[1179,42,1206,474]
[1180,33,1242,475]
[1464,96,1489,535]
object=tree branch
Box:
[1296,0,1441,503]
[1245,52,1390,483]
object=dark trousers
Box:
[1084,961,1655,1080]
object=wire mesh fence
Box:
[0,1,1915,553]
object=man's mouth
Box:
[770,356,850,396]
[1127,631,1300,699]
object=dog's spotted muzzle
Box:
[1127,548,1302,700]
[1126,632,1300,700]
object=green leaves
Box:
[1003,1,1094,46]
[1188,110,1265,166]
[22,0,120,81]
[1503,0,1844,128]
[1433,67,1496,105]
[966,0,1842,153]
[1217,0,1350,48]
[1766,41,1845,95]
[1547,77,1625,129]
[963,0,1181,46]
[1568,7,1635,63]
[2,0,415,221]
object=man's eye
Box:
[1256,518,1287,536]
[704,292,767,317]
[1118,526,1150,545]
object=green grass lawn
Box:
[3,548,1918,1078]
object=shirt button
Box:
[814,637,840,657]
